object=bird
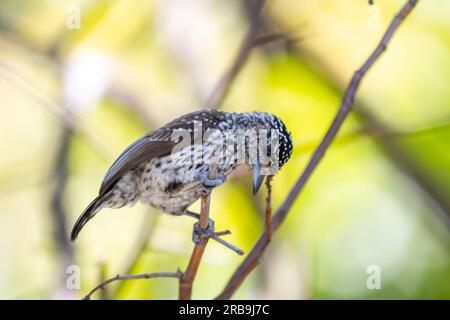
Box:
[70,109,293,241]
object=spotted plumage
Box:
[71,109,293,241]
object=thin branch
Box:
[265,176,273,240]
[252,32,299,48]
[83,272,181,300]
[210,232,244,255]
[216,0,420,300]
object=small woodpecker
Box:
[71,109,293,241]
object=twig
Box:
[83,272,181,300]
[216,0,420,300]
[265,176,273,240]
[252,32,298,48]
[211,233,244,256]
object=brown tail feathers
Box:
[70,194,107,241]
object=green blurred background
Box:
[0,0,449,299]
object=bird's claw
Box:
[197,172,227,188]
[192,219,215,243]
[192,219,244,255]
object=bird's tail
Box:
[70,194,107,241]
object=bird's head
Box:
[233,112,293,194]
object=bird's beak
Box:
[252,163,265,195]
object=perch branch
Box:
[179,157,218,300]
[178,194,212,300]
[177,0,268,299]
[216,0,420,300]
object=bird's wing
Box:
[99,130,176,195]
[99,109,225,195]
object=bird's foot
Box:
[196,172,227,188]
[192,219,244,255]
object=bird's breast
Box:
[136,144,236,214]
